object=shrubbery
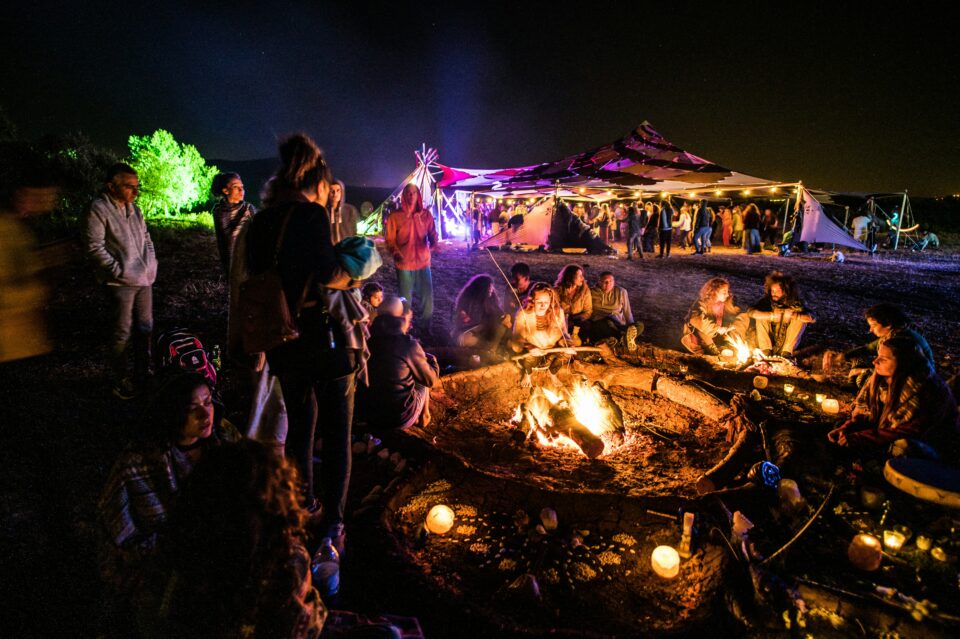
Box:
[128,129,218,218]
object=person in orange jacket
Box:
[384,183,439,330]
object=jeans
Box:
[278,367,355,539]
[109,285,153,382]
[693,227,712,253]
[745,229,762,254]
[397,267,434,324]
[627,232,643,258]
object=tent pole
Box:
[894,190,907,250]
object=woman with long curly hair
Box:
[828,336,958,458]
[161,439,327,638]
[510,283,574,386]
[554,264,592,333]
[451,273,511,352]
[681,278,748,356]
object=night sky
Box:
[2,1,957,195]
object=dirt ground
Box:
[2,227,959,636]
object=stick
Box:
[511,347,601,361]
[761,483,835,565]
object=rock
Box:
[540,507,558,531]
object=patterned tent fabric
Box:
[437,122,777,194]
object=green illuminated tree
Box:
[127,129,217,216]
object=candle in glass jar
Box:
[860,486,884,509]
[915,535,932,551]
[651,545,680,579]
[783,383,795,394]
[753,376,768,389]
[815,393,825,403]
[822,398,840,414]
[883,529,906,552]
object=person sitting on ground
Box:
[588,271,644,352]
[828,336,959,461]
[510,283,575,387]
[840,303,935,387]
[360,281,384,321]
[554,264,592,335]
[450,274,511,353]
[747,271,815,359]
[366,310,440,430]
[503,261,542,318]
[159,440,331,638]
[97,372,238,620]
[681,277,749,356]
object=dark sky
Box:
[2,1,957,195]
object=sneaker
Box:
[625,325,639,352]
[112,378,139,400]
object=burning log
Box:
[548,404,605,459]
[592,381,625,444]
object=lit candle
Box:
[848,533,882,571]
[720,348,734,359]
[783,384,795,394]
[822,398,840,414]
[931,547,948,562]
[651,545,680,579]
[883,530,906,552]
[753,376,769,389]
[915,535,932,551]
[424,504,455,535]
[815,393,825,403]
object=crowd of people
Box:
[83,133,956,638]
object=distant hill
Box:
[210,158,393,210]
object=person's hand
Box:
[827,426,848,446]
[501,314,512,328]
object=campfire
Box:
[723,334,797,376]
[509,377,626,459]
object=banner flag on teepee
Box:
[799,188,868,251]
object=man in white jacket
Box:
[85,163,158,398]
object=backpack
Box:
[155,328,218,385]
[238,210,312,355]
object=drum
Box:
[884,457,960,508]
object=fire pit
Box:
[380,346,744,636]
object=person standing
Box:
[675,202,693,249]
[210,172,255,277]
[731,205,744,247]
[742,203,762,254]
[642,202,658,253]
[384,183,439,331]
[625,203,644,260]
[85,163,157,399]
[245,134,360,549]
[721,206,733,247]
[692,199,713,255]
[658,199,674,258]
[328,180,359,243]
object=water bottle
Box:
[311,537,340,599]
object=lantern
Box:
[822,398,840,414]
[651,545,680,579]
[424,504,455,535]
[848,534,882,571]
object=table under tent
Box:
[360,122,879,255]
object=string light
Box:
[742,189,752,196]
[715,190,723,196]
